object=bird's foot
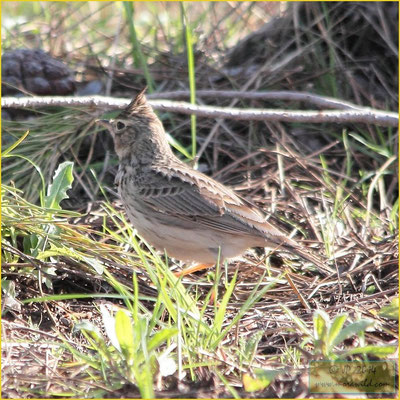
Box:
[174,263,214,277]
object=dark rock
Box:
[2,48,76,96]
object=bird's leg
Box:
[174,263,214,277]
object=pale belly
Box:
[123,201,258,264]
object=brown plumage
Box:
[100,88,330,275]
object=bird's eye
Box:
[116,121,126,130]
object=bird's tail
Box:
[268,234,334,276]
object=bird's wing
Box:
[130,163,283,238]
[127,163,333,274]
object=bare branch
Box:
[2,95,397,127]
[148,90,366,110]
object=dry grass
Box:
[2,2,398,398]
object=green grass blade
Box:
[2,129,30,156]
[281,303,313,337]
[123,1,154,92]
[213,269,237,335]
[332,319,375,347]
[327,313,348,350]
[115,309,136,362]
[180,3,196,159]
[342,345,397,358]
[2,153,46,206]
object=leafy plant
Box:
[282,307,397,360]
[69,300,178,398]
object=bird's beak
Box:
[96,119,112,129]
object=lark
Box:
[100,88,329,275]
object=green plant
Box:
[282,307,397,360]
[67,284,178,399]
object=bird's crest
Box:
[124,86,151,116]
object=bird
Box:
[99,88,330,276]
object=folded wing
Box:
[131,163,284,240]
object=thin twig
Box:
[148,89,368,110]
[363,155,397,237]
[285,269,311,310]
[2,96,397,127]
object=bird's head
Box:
[99,87,171,162]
